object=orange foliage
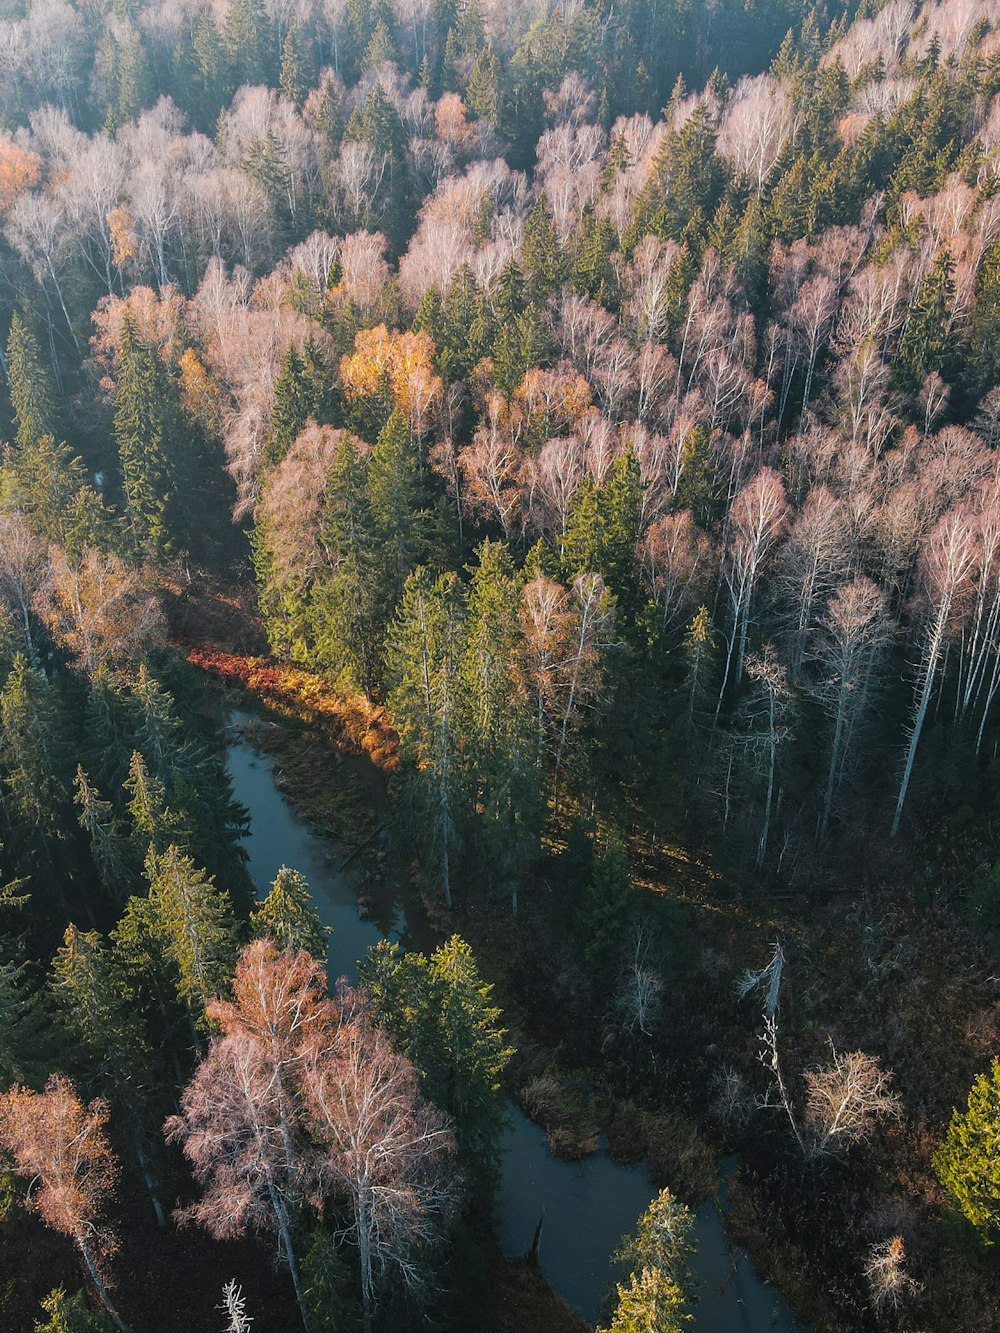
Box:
[516,366,593,432]
[178,347,222,434]
[0,139,41,212]
[107,205,138,268]
[0,1074,118,1255]
[339,324,443,430]
[185,646,399,770]
[90,286,186,370]
[435,93,475,145]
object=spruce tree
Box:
[113,314,177,559]
[74,767,137,903]
[145,843,236,1028]
[0,655,73,863]
[250,866,330,958]
[387,568,468,907]
[359,934,511,1176]
[5,313,58,452]
[312,434,385,695]
[934,1057,1000,1239]
[279,25,312,107]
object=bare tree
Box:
[740,946,900,1161]
[0,510,49,661]
[615,919,663,1037]
[718,467,789,708]
[864,1235,922,1315]
[891,505,979,837]
[303,991,458,1333]
[811,577,893,839]
[803,1046,901,1159]
[219,1279,254,1333]
[36,545,163,673]
[0,1075,126,1328]
[774,486,850,680]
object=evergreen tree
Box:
[311,434,386,695]
[0,655,73,867]
[387,568,468,907]
[896,248,957,396]
[359,934,512,1177]
[250,866,330,958]
[226,0,276,87]
[74,768,137,903]
[465,46,502,127]
[6,313,58,452]
[191,10,232,128]
[368,409,433,599]
[585,832,632,967]
[264,346,312,471]
[934,1057,1000,1240]
[521,198,566,302]
[3,436,112,557]
[145,843,237,1029]
[598,1187,696,1332]
[125,750,180,857]
[279,25,312,107]
[34,1287,114,1333]
[462,541,540,912]
[113,314,177,559]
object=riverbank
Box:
[186,630,1000,1333]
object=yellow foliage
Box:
[0,140,41,212]
[107,206,138,268]
[178,348,221,435]
[339,324,443,428]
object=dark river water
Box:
[225,714,805,1331]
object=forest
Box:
[2,0,1000,1327]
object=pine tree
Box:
[50,924,147,1096]
[682,606,716,740]
[463,541,540,912]
[311,434,386,695]
[4,436,111,557]
[34,1286,115,1333]
[387,568,468,907]
[250,866,330,958]
[5,312,58,452]
[74,768,137,903]
[361,18,397,72]
[125,750,180,857]
[145,843,237,1028]
[280,25,312,107]
[50,924,165,1226]
[113,313,177,559]
[226,0,275,87]
[521,198,566,302]
[585,833,632,967]
[359,934,511,1175]
[264,346,311,470]
[896,248,957,397]
[600,449,642,611]
[597,1187,696,1332]
[933,1057,1000,1240]
[465,46,501,126]
[192,10,232,128]
[369,409,432,599]
[0,655,73,863]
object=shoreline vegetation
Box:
[183,607,1000,1331]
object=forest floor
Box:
[173,578,1000,1333]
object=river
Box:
[225,714,805,1332]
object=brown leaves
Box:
[36,545,163,673]
[0,1074,118,1251]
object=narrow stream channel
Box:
[225,714,806,1332]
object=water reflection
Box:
[225,715,805,1331]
